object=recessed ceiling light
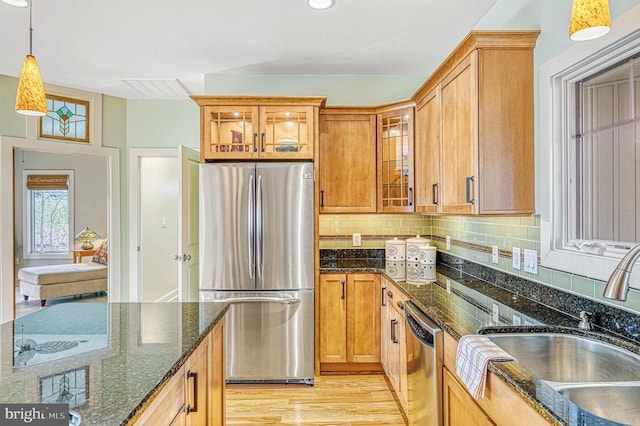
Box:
[1,0,29,7]
[308,0,334,10]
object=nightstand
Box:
[73,248,97,263]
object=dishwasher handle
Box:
[404,301,441,347]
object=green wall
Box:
[0,75,26,137]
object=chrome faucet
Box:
[603,243,640,301]
[578,311,593,331]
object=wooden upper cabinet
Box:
[319,112,377,213]
[377,105,415,213]
[415,88,441,213]
[413,31,539,215]
[441,55,477,215]
[192,96,326,161]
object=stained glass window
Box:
[39,94,90,143]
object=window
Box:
[40,94,90,143]
[24,171,74,259]
[574,55,640,245]
[541,25,640,284]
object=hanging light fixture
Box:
[569,0,612,41]
[15,0,47,116]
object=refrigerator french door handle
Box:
[248,174,255,279]
[208,296,301,305]
[256,174,264,281]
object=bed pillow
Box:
[92,239,108,265]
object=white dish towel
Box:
[455,335,516,398]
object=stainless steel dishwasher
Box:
[403,300,443,426]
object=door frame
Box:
[0,136,121,324]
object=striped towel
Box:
[455,335,516,399]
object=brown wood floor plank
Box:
[226,374,406,425]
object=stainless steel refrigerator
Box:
[198,162,314,384]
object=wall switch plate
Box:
[492,303,500,323]
[512,314,522,326]
[512,247,521,270]
[524,249,538,274]
[446,235,451,250]
[446,278,451,294]
[491,245,499,264]
[352,233,362,247]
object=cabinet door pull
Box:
[320,189,325,208]
[381,287,387,306]
[261,133,266,152]
[252,132,258,153]
[432,183,439,205]
[408,187,413,206]
[341,280,345,300]
[386,290,394,299]
[465,176,475,205]
[391,319,399,343]
[187,370,198,413]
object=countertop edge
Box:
[122,304,229,426]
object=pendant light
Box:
[15,0,46,116]
[569,0,611,41]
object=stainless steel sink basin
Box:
[555,383,640,426]
[486,333,640,383]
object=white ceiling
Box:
[0,0,498,99]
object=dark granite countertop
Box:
[0,302,228,425]
[321,265,640,426]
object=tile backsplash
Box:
[319,213,640,316]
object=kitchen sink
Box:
[554,383,640,426]
[486,333,640,383]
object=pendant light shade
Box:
[15,54,46,116]
[14,0,47,116]
[569,0,611,41]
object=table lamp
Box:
[75,227,100,250]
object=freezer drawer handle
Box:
[187,370,198,413]
[208,296,301,305]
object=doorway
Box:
[129,147,199,303]
[0,136,120,323]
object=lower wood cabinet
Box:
[380,277,408,414]
[134,317,225,426]
[442,332,551,426]
[444,368,494,426]
[319,273,381,372]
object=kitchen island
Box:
[0,301,228,425]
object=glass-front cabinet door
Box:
[260,106,314,159]
[194,97,325,161]
[378,107,414,212]
[203,106,260,159]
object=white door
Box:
[178,146,200,302]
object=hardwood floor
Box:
[226,374,406,425]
